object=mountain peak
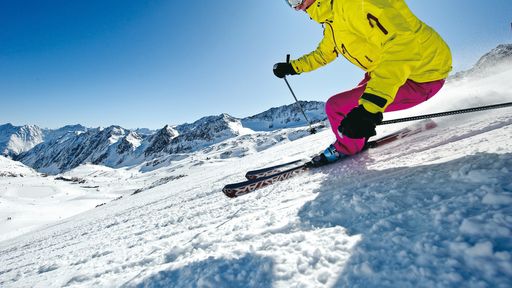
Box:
[451,43,512,79]
[474,43,512,69]
[0,123,15,129]
[242,101,326,131]
[144,125,179,157]
[0,124,44,157]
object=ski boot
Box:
[309,144,346,167]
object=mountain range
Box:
[2,101,326,174]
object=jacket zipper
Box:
[341,44,368,69]
[325,22,368,70]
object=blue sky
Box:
[0,0,511,129]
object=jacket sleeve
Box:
[345,1,422,113]
[290,25,338,74]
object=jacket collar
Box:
[306,0,333,23]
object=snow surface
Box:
[0,124,45,156]
[0,158,122,243]
[1,65,512,287]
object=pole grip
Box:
[286,54,290,63]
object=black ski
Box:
[245,159,305,180]
[223,119,437,198]
[224,163,311,198]
[244,119,437,181]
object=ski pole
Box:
[379,101,512,125]
[283,54,317,134]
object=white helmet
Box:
[285,0,304,9]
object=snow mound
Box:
[0,156,36,177]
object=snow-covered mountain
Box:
[451,43,512,80]
[0,123,45,157]
[18,126,130,174]
[167,114,245,154]
[472,44,512,71]
[44,124,88,142]
[242,101,325,130]
[0,44,511,288]
[13,102,326,174]
[0,154,37,177]
[0,123,87,158]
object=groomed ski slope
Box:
[1,67,511,287]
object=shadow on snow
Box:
[298,152,512,287]
[125,254,274,288]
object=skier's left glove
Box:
[338,105,383,139]
[273,62,297,78]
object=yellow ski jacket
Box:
[290,0,452,113]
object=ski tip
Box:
[222,187,238,198]
[244,174,257,180]
[223,182,253,198]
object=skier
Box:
[273,0,452,166]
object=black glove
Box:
[338,105,383,139]
[273,62,297,78]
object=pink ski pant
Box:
[326,75,445,155]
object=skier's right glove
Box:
[338,105,383,139]
[273,62,297,78]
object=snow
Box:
[0,159,120,242]
[125,132,143,149]
[227,120,255,136]
[0,124,44,156]
[1,58,512,287]
[0,155,36,176]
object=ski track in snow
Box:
[1,69,512,287]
